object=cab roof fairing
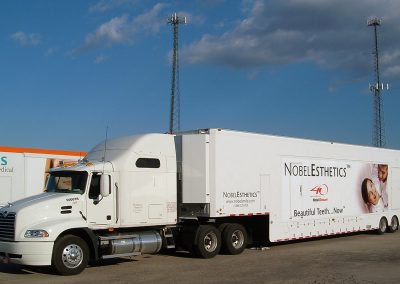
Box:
[49,134,175,173]
[49,161,114,173]
[85,133,176,163]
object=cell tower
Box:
[168,13,186,134]
[368,17,389,148]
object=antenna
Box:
[368,17,388,148]
[102,126,109,172]
[168,13,186,134]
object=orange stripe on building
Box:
[0,146,86,157]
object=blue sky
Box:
[1,0,400,151]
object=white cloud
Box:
[94,54,107,64]
[11,31,41,46]
[89,0,133,13]
[78,3,167,53]
[132,3,167,34]
[45,48,56,56]
[84,15,130,49]
[384,65,400,78]
[89,0,114,13]
[181,0,400,80]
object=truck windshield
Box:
[46,171,88,194]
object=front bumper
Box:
[0,241,54,266]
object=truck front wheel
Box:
[195,225,221,258]
[221,223,248,255]
[51,234,89,275]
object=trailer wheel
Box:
[51,235,89,275]
[377,217,388,235]
[388,216,399,233]
[221,223,248,255]
[195,225,221,259]
[218,223,229,233]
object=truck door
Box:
[86,173,115,226]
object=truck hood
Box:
[0,192,86,241]
[0,192,83,213]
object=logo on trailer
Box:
[310,184,329,202]
[310,184,328,195]
[1,157,7,166]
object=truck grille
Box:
[0,212,16,241]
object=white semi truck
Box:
[0,146,85,207]
[0,129,399,275]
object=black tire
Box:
[377,217,388,235]
[218,223,230,233]
[221,223,248,255]
[194,225,221,259]
[388,216,399,233]
[51,235,89,275]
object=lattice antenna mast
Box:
[368,17,389,148]
[168,13,186,134]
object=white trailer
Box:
[0,129,398,275]
[179,129,400,242]
[0,146,85,207]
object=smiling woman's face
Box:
[367,179,379,205]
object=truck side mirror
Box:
[100,175,110,197]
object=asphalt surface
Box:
[1,231,399,283]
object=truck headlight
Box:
[24,230,49,238]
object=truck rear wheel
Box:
[377,217,388,235]
[195,225,221,258]
[388,216,399,233]
[51,235,89,275]
[221,223,247,255]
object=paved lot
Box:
[1,231,400,284]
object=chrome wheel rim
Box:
[62,243,84,269]
[204,232,218,252]
[380,218,387,232]
[392,217,398,230]
[231,230,245,249]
